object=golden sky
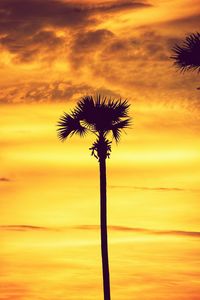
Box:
[0,1,200,299]
[0,0,200,226]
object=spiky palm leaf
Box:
[71,95,130,132]
[171,32,200,73]
[111,119,131,143]
[57,95,131,143]
[57,113,87,140]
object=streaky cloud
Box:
[1,224,200,238]
[153,229,200,238]
[71,225,200,238]
[0,81,120,103]
[89,0,152,12]
[109,185,187,191]
[0,225,53,231]
[0,177,11,182]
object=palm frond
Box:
[72,95,95,119]
[71,95,98,128]
[171,32,200,72]
[57,94,132,152]
[107,99,130,120]
[57,113,87,141]
[67,95,131,133]
[112,118,131,142]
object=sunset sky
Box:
[1,1,200,300]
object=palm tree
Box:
[57,95,131,300]
[171,32,200,75]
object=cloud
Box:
[0,0,199,106]
[0,177,11,182]
[70,29,114,68]
[0,0,91,31]
[22,81,92,102]
[0,81,122,103]
[109,185,186,191]
[109,226,200,238]
[0,0,150,63]
[0,30,65,63]
[67,26,194,96]
[1,224,200,238]
[104,31,171,62]
[91,30,189,90]
[75,225,200,238]
[0,0,90,63]
[73,29,114,51]
[67,28,185,97]
[153,229,200,238]
[163,13,200,32]
[89,0,151,13]
[109,226,198,237]
[0,225,51,231]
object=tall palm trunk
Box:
[99,157,111,300]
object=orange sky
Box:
[0,1,200,299]
[1,101,200,231]
[1,0,200,228]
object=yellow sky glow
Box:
[1,1,200,299]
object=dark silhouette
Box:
[171,32,200,88]
[57,95,131,300]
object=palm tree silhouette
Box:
[171,32,200,88]
[57,95,131,300]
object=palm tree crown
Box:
[57,95,131,159]
[171,32,200,73]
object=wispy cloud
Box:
[0,225,51,231]
[0,81,120,103]
[0,177,11,182]
[1,224,200,238]
[109,185,186,191]
[107,226,200,238]
[153,229,200,238]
